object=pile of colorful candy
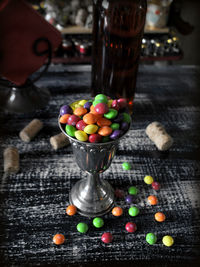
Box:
[59,94,131,143]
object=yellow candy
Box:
[78,99,88,106]
[70,100,79,111]
[144,175,154,185]
[74,104,82,109]
[108,99,113,108]
[75,130,88,142]
[162,235,174,247]
[84,124,98,134]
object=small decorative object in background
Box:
[19,119,43,143]
[145,0,173,29]
[3,147,20,174]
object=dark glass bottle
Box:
[91,0,147,110]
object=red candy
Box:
[117,98,127,109]
[94,103,109,115]
[89,133,102,143]
[101,232,113,244]
[67,115,81,126]
[76,120,87,130]
[125,222,137,233]
[111,100,120,111]
[152,181,161,190]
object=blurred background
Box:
[29,0,200,65]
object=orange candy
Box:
[74,107,87,116]
[112,206,123,216]
[90,105,103,119]
[98,126,112,136]
[53,234,65,245]
[59,114,70,124]
[155,212,166,222]
[83,113,97,124]
[97,117,112,127]
[66,205,77,216]
[148,195,158,205]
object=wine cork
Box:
[50,132,70,150]
[19,119,43,142]
[146,121,173,151]
[3,147,19,173]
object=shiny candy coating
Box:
[65,125,76,137]
[59,114,71,124]
[101,232,113,243]
[110,130,122,140]
[84,124,98,134]
[128,206,139,217]
[162,235,174,247]
[76,120,87,131]
[112,206,123,216]
[74,107,87,116]
[120,121,129,131]
[90,105,103,118]
[95,103,109,114]
[53,234,65,245]
[155,212,166,222]
[128,186,138,195]
[66,205,77,216]
[122,162,131,170]
[67,115,81,126]
[125,222,137,233]
[125,195,133,204]
[60,105,73,116]
[75,130,88,142]
[107,99,113,107]
[84,101,92,110]
[97,117,112,127]
[78,99,88,106]
[98,126,112,136]
[83,113,97,124]
[117,98,127,109]
[146,233,157,245]
[95,94,108,104]
[144,175,154,185]
[104,109,118,119]
[110,123,120,130]
[89,133,102,143]
[152,181,161,190]
[148,195,158,205]
[93,217,104,228]
[77,222,88,233]
[111,99,120,110]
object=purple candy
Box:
[60,105,73,116]
[120,121,129,131]
[113,113,124,123]
[110,130,122,140]
[84,101,92,110]
[125,195,133,204]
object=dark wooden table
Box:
[0,65,200,266]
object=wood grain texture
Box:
[0,65,200,266]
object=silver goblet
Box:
[59,118,130,218]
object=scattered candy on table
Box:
[128,186,138,195]
[162,235,174,247]
[125,195,133,204]
[144,175,154,185]
[53,234,65,245]
[125,222,137,233]
[112,207,123,217]
[66,205,77,216]
[101,232,113,243]
[147,195,158,205]
[77,222,88,233]
[152,181,161,190]
[155,212,166,222]
[115,189,125,198]
[122,162,131,170]
[146,233,157,245]
[128,206,139,217]
[93,217,104,228]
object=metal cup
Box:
[59,118,130,217]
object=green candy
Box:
[93,217,104,228]
[65,125,76,137]
[93,99,107,106]
[102,136,110,143]
[95,94,108,103]
[77,222,88,233]
[123,112,131,123]
[146,233,157,245]
[111,123,120,130]
[128,186,138,195]
[122,162,131,170]
[128,206,139,217]
[104,108,118,119]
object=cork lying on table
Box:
[19,119,43,142]
[3,147,20,174]
[50,132,70,150]
[145,121,173,151]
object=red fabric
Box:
[0,0,62,85]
